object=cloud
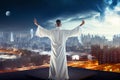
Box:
[46,3,120,41]
[46,11,100,29]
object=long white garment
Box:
[35,25,81,80]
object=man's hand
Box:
[34,18,39,26]
[80,20,85,26]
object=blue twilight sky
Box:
[0,0,120,40]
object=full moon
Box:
[5,11,11,16]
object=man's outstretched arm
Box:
[34,18,39,26]
[34,18,51,37]
[80,20,85,26]
[65,20,85,38]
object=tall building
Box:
[30,29,34,39]
[0,32,3,42]
[91,45,120,64]
[10,32,14,42]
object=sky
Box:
[0,0,120,40]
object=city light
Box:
[0,54,17,59]
[72,55,80,60]
[68,61,120,73]
[0,60,120,73]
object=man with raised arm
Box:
[34,18,85,80]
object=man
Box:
[34,18,85,80]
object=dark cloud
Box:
[0,0,119,31]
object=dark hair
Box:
[56,19,61,23]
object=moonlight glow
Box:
[5,11,11,16]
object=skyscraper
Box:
[10,32,14,42]
[30,29,34,39]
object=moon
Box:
[5,11,11,16]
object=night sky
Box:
[0,0,120,39]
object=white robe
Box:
[35,25,81,80]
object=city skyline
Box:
[1,30,120,51]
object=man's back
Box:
[50,28,67,46]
